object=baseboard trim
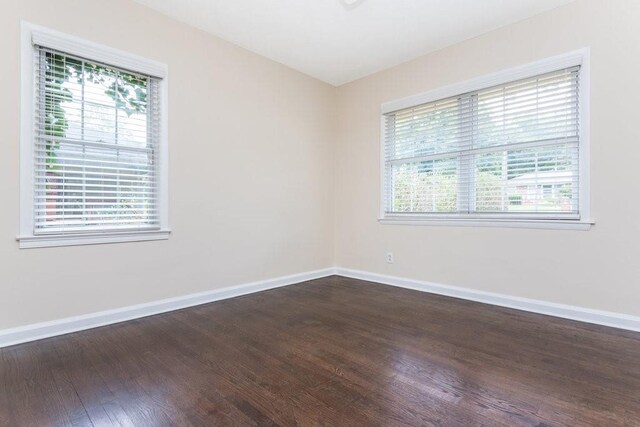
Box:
[3,266,638,348]
[334,268,640,333]
[0,268,335,349]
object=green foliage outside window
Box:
[42,52,148,170]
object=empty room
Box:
[1,0,639,425]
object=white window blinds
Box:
[33,46,161,234]
[383,66,581,219]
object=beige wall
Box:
[0,0,335,329]
[334,0,640,317]
[3,0,640,332]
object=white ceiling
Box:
[134,0,575,86]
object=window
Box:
[19,23,169,248]
[381,51,591,230]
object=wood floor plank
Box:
[1,276,639,426]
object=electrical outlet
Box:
[386,252,394,264]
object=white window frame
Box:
[18,22,170,248]
[379,49,592,231]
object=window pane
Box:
[383,65,581,218]
[474,144,578,213]
[35,47,159,233]
[476,70,579,149]
[386,96,470,161]
[389,158,458,213]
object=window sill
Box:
[379,217,594,230]
[16,229,171,249]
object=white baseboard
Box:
[335,268,640,333]
[3,266,638,349]
[0,268,335,349]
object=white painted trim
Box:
[19,22,170,248]
[578,48,591,223]
[2,267,638,348]
[335,268,640,333]
[379,218,593,230]
[158,75,170,231]
[381,49,588,114]
[26,22,167,78]
[20,22,36,242]
[379,114,387,220]
[0,268,335,348]
[16,229,171,249]
[379,48,591,228]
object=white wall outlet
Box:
[386,252,394,264]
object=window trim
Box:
[18,22,170,248]
[379,49,592,230]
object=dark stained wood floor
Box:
[1,276,639,426]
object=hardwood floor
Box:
[1,276,639,426]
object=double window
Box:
[381,52,590,229]
[19,24,169,248]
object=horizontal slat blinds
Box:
[33,46,161,233]
[383,66,580,218]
